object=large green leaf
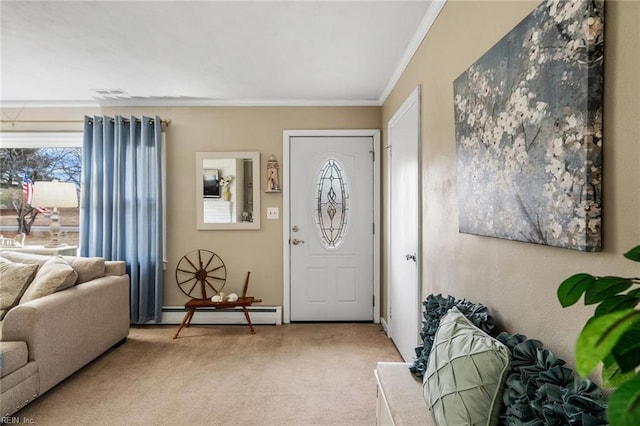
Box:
[612,326,640,372]
[576,309,640,376]
[607,374,640,426]
[558,273,595,307]
[584,277,634,305]
[602,355,636,388]
[624,246,640,262]
[595,295,640,316]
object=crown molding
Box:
[0,98,381,109]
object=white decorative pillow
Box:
[20,256,78,304]
[0,258,39,319]
[423,307,511,426]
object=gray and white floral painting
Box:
[454,0,604,252]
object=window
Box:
[315,158,349,248]
[0,133,83,247]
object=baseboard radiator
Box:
[161,305,282,326]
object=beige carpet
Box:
[15,323,403,425]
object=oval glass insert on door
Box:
[315,158,349,248]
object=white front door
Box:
[388,87,421,361]
[288,135,375,321]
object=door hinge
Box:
[370,150,375,162]
[373,295,375,307]
[373,223,375,235]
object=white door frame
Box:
[282,129,381,324]
[385,86,422,343]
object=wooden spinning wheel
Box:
[175,249,226,300]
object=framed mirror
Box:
[196,151,261,230]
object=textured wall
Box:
[381,0,640,371]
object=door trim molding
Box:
[386,86,422,340]
[282,129,381,324]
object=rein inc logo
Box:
[0,417,34,424]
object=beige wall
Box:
[381,0,640,369]
[0,106,381,307]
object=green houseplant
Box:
[557,245,640,426]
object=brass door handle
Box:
[292,238,305,245]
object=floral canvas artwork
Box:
[454,0,604,252]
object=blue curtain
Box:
[81,115,164,323]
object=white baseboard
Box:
[381,317,390,336]
[161,305,282,326]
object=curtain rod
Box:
[1,117,172,126]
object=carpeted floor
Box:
[14,323,402,425]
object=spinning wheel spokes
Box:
[175,249,226,300]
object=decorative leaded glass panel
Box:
[315,159,349,248]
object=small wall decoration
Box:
[454,0,604,252]
[266,154,280,192]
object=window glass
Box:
[315,158,349,248]
[0,133,82,247]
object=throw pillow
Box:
[0,251,49,266]
[63,256,105,284]
[410,294,496,379]
[423,307,511,426]
[496,332,608,424]
[0,251,106,284]
[20,256,78,304]
[0,258,39,320]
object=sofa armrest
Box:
[1,274,129,394]
[105,260,126,276]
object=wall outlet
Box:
[267,207,279,219]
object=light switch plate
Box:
[267,207,279,219]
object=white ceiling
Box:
[0,0,444,107]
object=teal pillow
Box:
[423,307,511,426]
[496,332,608,424]
[410,294,496,379]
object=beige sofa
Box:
[0,251,130,417]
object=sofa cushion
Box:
[0,251,49,267]
[0,341,29,378]
[0,360,38,418]
[0,251,105,284]
[64,256,105,284]
[0,258,39,320]
[423,307,510,426]
[20,256,78,304]
[376,362,435,425]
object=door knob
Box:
[405,253,417,262]
[292,238,305,245]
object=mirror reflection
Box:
[196,152,260,230]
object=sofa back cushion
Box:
[0,251,105,284]
[62,256,105,284]
[20,256,78,304]
[0,258,38,320]
[423,307,511,426]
